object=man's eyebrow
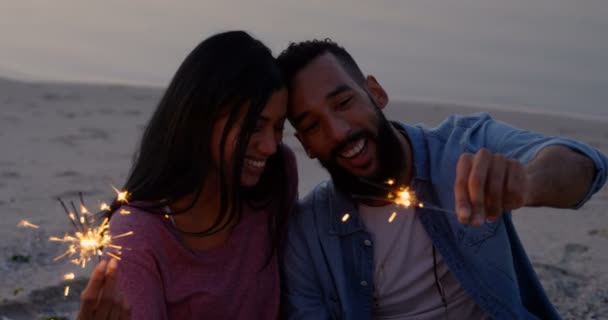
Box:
[326,84,352,100]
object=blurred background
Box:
[2,0,607,117]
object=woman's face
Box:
[211,88,288,187]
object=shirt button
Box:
[360,280,368,286]
[363,239,372,246]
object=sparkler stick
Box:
[79,192,93,229]
[56,198,81,232]
[69,201,82,230]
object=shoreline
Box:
[4,75,608,125]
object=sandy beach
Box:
[0,77,606,319]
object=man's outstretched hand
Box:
[78,259,131,320]
[454,148,529,225]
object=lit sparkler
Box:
[340,178,454,223]
[16,187,133,299]
[48,189,133,269]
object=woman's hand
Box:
[78,259,131,320]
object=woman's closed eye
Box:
[301,120,320,133]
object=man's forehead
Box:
[289,53,354,108]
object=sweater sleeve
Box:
[106,210,169,320]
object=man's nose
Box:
[327,116,350,144]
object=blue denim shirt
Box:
[282,113,607,320]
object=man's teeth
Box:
[246,158,266,168]
[340,139,365,159]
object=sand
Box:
[0,77,606,319]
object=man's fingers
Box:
[469,149,491,225]
[79,259,108,319]
[455,153,473,223]
[485,154,507,222]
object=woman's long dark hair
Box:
[106,31,289,259]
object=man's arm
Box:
[452,114,607,225]
[525,145,597,208]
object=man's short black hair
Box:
[277,39,366,86]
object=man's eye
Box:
[338,97,353,107]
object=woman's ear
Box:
[366,75,389,109]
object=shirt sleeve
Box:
[281,199,333,319]
[106,213,169,320]
[464,113,608,208]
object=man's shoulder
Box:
[297,180,330,212]
[421,112,494,139]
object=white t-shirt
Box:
[358,203,490,320]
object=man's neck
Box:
[356,123,414,207]
[390,122,414,187]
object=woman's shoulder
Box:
[108,204,169,248]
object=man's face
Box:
[288,53,404,194]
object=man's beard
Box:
[318,109,407,199]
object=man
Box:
[276,39,607,320]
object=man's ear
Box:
[295,132,315,159]
[366,75,389,109]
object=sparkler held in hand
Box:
[49,190,133,269]
[342,178,457,223]
[16,187,134,298]
[350,177,456,215]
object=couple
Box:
[77,31,607,320]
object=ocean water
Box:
[1,0,607,117]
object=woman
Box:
[77,31,297,319]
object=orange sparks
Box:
[100,202,111,211]
[64,286,70,297]
[388,211,397,223]
[342,213,350,222]
[391,187,418,208]
[385,179,395,186]
[112,185,130,203]
[119,209,131,215]
[63,273,75,280]
[17,220,39,229]
[49,216,130,269]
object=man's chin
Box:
[337,162,377,180]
